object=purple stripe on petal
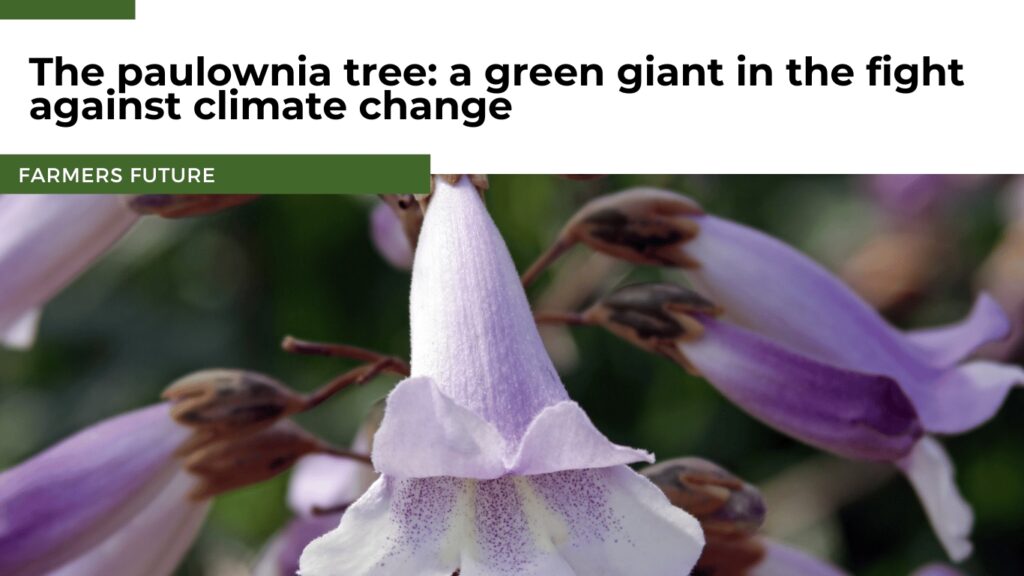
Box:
[750,539,849,576]
[0,194,139,348]
[680,318,922,461]
[370,202,414,270]
[905,294,1011,367]
[0,404,187,576]
[897,437,973,562]
[299,467,703,576]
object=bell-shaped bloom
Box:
[545,189,1024,561]
[300,178,703,575]
[0,194,139,349]
[370,202,414,270]
[0,404,209,576]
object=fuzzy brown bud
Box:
[163,369,305,436]
[584,283,721,373]
[126,194,259,218]
[565,188,703,268]
[642,457,766,540]
[181,420,325,500]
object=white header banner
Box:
[0,0,1020,173]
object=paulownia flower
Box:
[0,370,347,576]
[0,194,139,349]
[529,189,1024,561]
[0,193,256,350]
[299,177,704,575]
[0,404,206,576]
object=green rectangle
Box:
[0,155,430,194]
[0,0,134,19]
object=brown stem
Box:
[282,335,411,375]
[533,310,590,326]
[302,358,404,411]
[521,235,577,287]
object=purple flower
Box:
[0,194,139,349]
[536,189,1024,561]
[299,178,704,575]
[0,404,208,576]
[370,202,414,270]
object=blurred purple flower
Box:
[370,201,414,270]
[538,188,1023,561]
[300,178,703,575]
[0,404,209,576]
[0,194,139,350]
[676,199,1022,560]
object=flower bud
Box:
[181,420,325,500]
[564,188,703,268]
[583,283,720,372]
[162,369,305,436]
[126,194,259,218]
[642,457,766,540]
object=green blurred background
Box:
[1,177,1021,575]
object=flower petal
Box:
[0,404,186,576]
[288,454,377,517]
[750,539,849,576]
[372,377,508,479]
[0,308,40,350]
[255,515,342,576]
[0,194,139,349]
[48,471,209,576]
[373,377,649,480]
[680,317,922,461]
[411,178,568,441]
[685,214,923,374]
[300,476,464,576]
[905,294,1011,367]
[509,403,652,476]
[370,202,414,270]
[906,360,1023,435]
[897,437,974,562]
[299,467,703,576]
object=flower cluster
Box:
[2,180,1019,576]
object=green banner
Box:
[0,155,430,194]
[0,0,134,19]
